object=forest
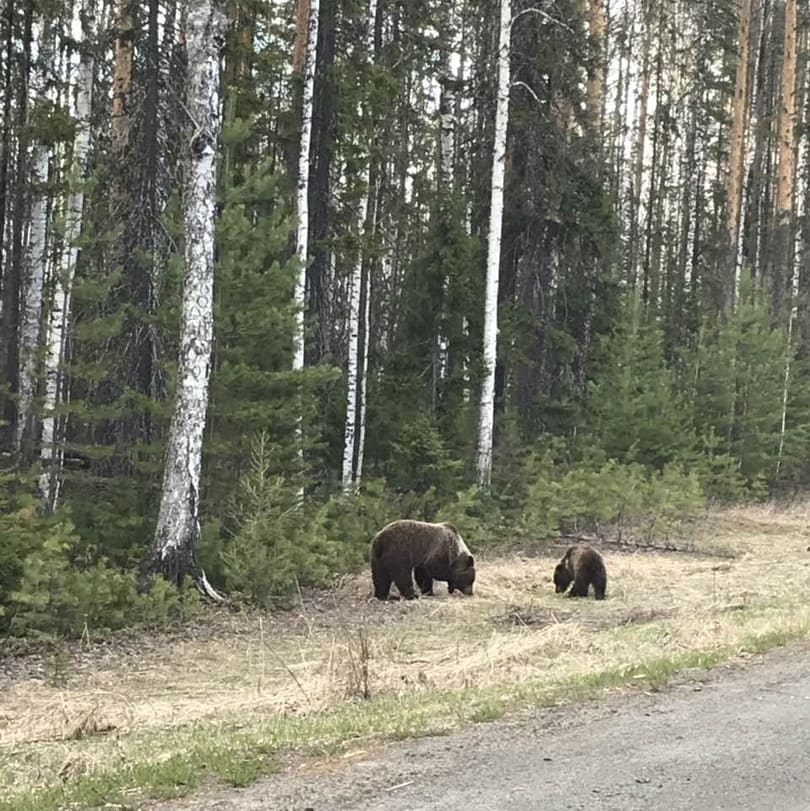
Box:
[1,0,809,636]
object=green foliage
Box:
[220,432,347,607]
[520,448,705,542]
[586,301,695,469]
[2,509,200,638]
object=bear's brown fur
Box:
[370,519,476,600]
[553,545,607,599]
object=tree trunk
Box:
[111,0,134,155]
[771,0,797,318]
[1,0,33,452]
[290,0,319,496]
[304,0,335,365]
[775,24,807,479]
[293,0,311,75]
[341,0,377,494]
[148,0,225,597]
[292,0,319,374]
[39,2,96,511]
[0,0,14,321]
[585,0,606,135]
[627,0,652,290]
[723,0,753,315]
[475,0,510,491]
[16,17,53,456]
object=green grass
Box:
[4,621,809,811]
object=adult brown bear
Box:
[553,545,607,599]
[370,520,476,600]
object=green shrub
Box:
[2,509,199,638]
[519,449,705,543]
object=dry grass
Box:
[3,501,810,803]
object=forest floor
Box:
[3,503,810,809]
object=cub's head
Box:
[449,554,476,596]
[553,561,572,594]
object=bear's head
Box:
[448,554,476,595]
[553,561,572,593]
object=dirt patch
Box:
[492,603,675,632]
[493,604,574,628]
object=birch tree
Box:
[39,3,95,510]
[292,0,319,375]
[16,18,53,455]
[475,0,510,490]
[341,0,377,494]
[147,0,225,595]
[292,0,319,484]
[627,0,652,290]
[723,0,753,313]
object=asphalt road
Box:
[155,642,810,811]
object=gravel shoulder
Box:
[151,640,810,811]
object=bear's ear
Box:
[466,554,474,567]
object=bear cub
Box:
[553,545,607,600]
[370,519,476,600]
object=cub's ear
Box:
[466,554,474,567]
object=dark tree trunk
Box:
[306,0,336,364]
[1,0,33,451]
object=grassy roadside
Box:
[3,503,810,809]
[5,620,810,811]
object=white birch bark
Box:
[38,5,95,509]
[290,0,319,500]
[292,0,319,374]
[341,235,363,491]
[16,20,52,452]
[17,146,49,452]
[775,79,806,480]
[341,0,377,494]
[149,0,225,594]
[355,176,381,488]
[475,0,510,490]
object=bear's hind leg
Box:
[414,566,434,596]
[394,571,417,600]
[568,574,590,598]
[593,570,607,600]
[371,559,392,600]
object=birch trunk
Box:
[771,0,797,316]
[724,0,753,314]
[341,0,377,494]
[475,0,510,491]
[148,0,225,595]
[15,19,52,455]
[355,174,382,488]
[38,4,95,510]
[775,26,807,479]
[292,0,319,492]
[16,145,49,455]
[628,0,652,289]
